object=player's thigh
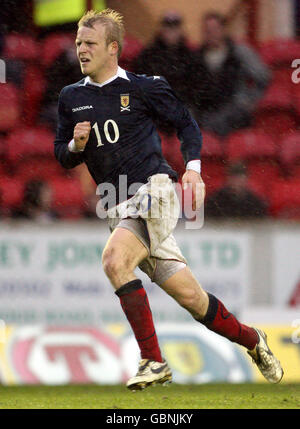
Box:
[158,265,209,317]
[102,226,149,272]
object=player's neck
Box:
[89,64,119,85]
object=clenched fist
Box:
[73,121,91,151]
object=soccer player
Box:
[54,9,283,390]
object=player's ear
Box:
[109,41,119,56]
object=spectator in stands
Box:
[133,11,194,108]
[40,45,83,130]
[0,15,26,88]
[205,162,267,218]
[13,180,58,222]
[191,12,270,136]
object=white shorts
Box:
[107,174,187,284]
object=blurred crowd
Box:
[0,9,300,222]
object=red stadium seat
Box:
[293,97,300,118]
[247,176,269,201]
[0,163,7,179]
[280,132,300,166]
[15,158,65,182]
[0,153,9,181]
[0,83,21,132]
[201,132,225,159]
[201,160,226,196]
[226,129,277,161]
[0,178,24,210]
[257,68,293,111]
[3,34,40,61]
[290,165,300,179]
[6,127,54,163]
[254,110,297,141]
[257,86,292,111]
[254,66,297,139]
[271,68,294,87]
[0,141,4,173]
[247,160,281,183]
[50,178,85,218]
[41,33,74,67]
[258,39,300,66]
[160,133,185,178]
[23,65,46,124]
[247,160,282,199]
[269,179,300,218]
[200,133,226,197]
[291,81,300,117]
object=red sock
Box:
[199,293,259,350]
[115,279,163,362]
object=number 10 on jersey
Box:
[93,120,120,147]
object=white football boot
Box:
[247,328,284,383]
[126,359,172,391]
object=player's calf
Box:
[196,293,284,383]
[159,267,209,319]
[196,292,259,350]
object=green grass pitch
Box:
[0,383,299,409]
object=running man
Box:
[54,9,283,390]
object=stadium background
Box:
[0,0,299,387]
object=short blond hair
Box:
[78,9,124,58]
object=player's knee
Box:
[102,247,132,280]
[102,248,120,279]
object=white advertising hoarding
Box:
[0,223,250,324]
[273,232,300,306]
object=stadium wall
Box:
[0,220,299,385]
[0,220,299,325]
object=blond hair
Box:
[78,9,124,58]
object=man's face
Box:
[160,25,183,46]
[76,23,111,77]
[203,18,225,47]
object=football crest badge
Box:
[120,94,130,112]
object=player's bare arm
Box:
[73,121,91,151]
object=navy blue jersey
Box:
[54,68,202,205]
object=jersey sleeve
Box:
[141,76,202,165]
[54,87,84,169]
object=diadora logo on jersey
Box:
[72,105,93,112]
[120,94,130,112]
